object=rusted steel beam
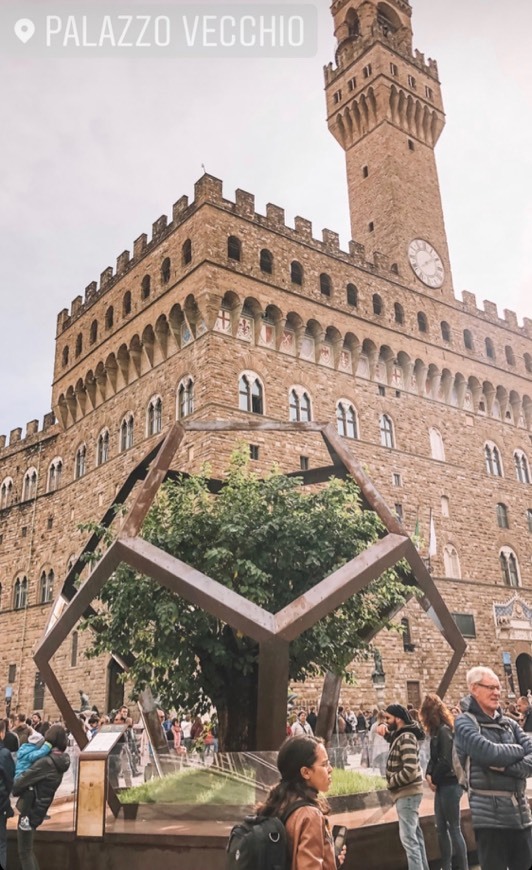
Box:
[315,672,342,744]
[256,639,290,751]
[121,422,185,538]
[117,536,277,642]
[275,534,410,641]
[437,648,465,699]
[34,659,88,750]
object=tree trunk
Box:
[214,665,258,751]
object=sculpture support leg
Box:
[256,639,290,751]
[316,671,342,744]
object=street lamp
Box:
[371,649,386,707]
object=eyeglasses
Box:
[475,682,501,691]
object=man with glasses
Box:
[454,666,532,870]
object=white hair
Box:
[466,666,500,689]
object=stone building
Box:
[1,0,532,718]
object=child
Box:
[14,729,52,831]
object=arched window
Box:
[47,458,63,493]
[417,312,428,333]
[62,346,69,367]
[141,275,151,299]
[120,414,134,452]
[485,337,495,360]
[239,374,264,415]
[429,428,445,461]
[346,284,357,307]
[484,442,503,477]
[22,468,38,501]
[89,320,98,345]
[177,377,195,419]
[527,509,532,532]
[443,545,461,579]
[289,387,312,423]
[291,261,303,285]
[514,450,530,484]
[320,274,332,297]
[260,249,273,274]
[441,496,450,517]
[496,503,509,529]
[0,478,13,509]
[228,236,241,261]
[39,569,54,604]
[373,294,383,315]
[13,576,28,610]
[96,429,110,466]
[463,329,474,351]
[346,8,360,37]
[105,306,114,329]
[182,238,192,265]
[380,414,394,448]
[441,321,451,342]
[525,353,532,375]
[75,444,87,480]
[394,302,404,325]
[505,345,516,367]
[500,548,520,587]
[161,259,171,284]
[75,333,83,358]
[147,396,163,436]
[122,291,132,317]
[337,402,358,439]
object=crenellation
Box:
[99,267,113,290]
[524,318,532,339]
[373,251,390,271]
[70,295,83,317]
[152,215,168,239]
[9,428,22,446]
[56,309,69,334]
[172,195,189,222]
[43,412,55,431]
[84,281,97,303]
[294,216,313,240]
[322,229,340,252]
[483,300,499,321]
[265,203,285,228]
[26,420,39,437]
[462,290,477,312]
[0,436,5,449]
[133,233,148,260]
[116,250,130,274]
[348,239,367,263]
[194,173,223,204]
[504,309,518,329]
[235,189,255,218]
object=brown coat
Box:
[285,805,336,870]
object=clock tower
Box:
[325,0,453,297]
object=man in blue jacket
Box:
[454,666,532,870]
[0,718,15,870]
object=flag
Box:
[428,511,437,557]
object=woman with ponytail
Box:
[257,736,345,870]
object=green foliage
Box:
[83,453,412,730]
[327,768,386,796]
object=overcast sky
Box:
[1,0,532,439]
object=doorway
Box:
[516,653,532,696]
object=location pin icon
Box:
[14,18,36,43]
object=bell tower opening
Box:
[376,3,401,36]
[346,8,360,38]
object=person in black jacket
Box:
[420,693,468,870]
[0,718,15,870]
[517,696,532,733]
[12,724,70,870]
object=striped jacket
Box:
[385,724,425,802]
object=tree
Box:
[83,452,412,750]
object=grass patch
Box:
[329,768,386,796]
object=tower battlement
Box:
[324,36,438,88]
[0,413,57,458]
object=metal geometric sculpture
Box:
[34,419,466,762]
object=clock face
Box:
[408,239,445,288]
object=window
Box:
[401,618,415,652]
[89,320,98,345]
[394,302,404,324]
[390,62,398,76]
[13,577,28,610]
[33,672,45,710]
[22,468,38,501]
[8,664,16,684]
[373,294,383,315]
[496,503,509,529]
[75,333,83,358]
[395,503,403,521]
[451,613,476,638]
[75,444,87,479]
[527,509,532,532]
[71,631,78,667]
[484,338,495,359]
[336,402,358,439]
[485,443,503,477]
[291,261,303,285]
[39,570,54,604]
[441,496,450,517]
[393,473,402,487]
[141,275,151,299]
[47,458,63,493]
[408,75,416,89]
[429,428,445,461]
[347,77,356,91]
[463,329,473,351]
[260,249,273,274]
[346,284,358,307]
[380,415,394,448]
[62,346,69,367]
[505,345,516,367]
[320,273,332,297]
[119,414,134,452]
[105,306,114,329]
[161,258,171,284]
[443,545,461,579]
[147,396,163,436]
[441,321,451,342]
[363,64,372,78]
[408,139,415,151]
[177,377,195,419]
[500,548,520,587]
[378,385,386,397]
[514,450,530,484]
[417,312,428,333]
[300,456,309,471]
[333,90,342,104]
[346,8,359,37]
[228,236,241,261]
[1,478,13,509]
[289,388,312,423]
[239,374,264,414]
[362,165,369,178]
[524,353,532,374]
[249,444,260,461]
[368,221,375,232]
[47,516,53,530]
[122,291,132,317]
[182,238,192,265]
[425,85,434,100]
[97,429,110,466]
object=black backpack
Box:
[226,800,313,870]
